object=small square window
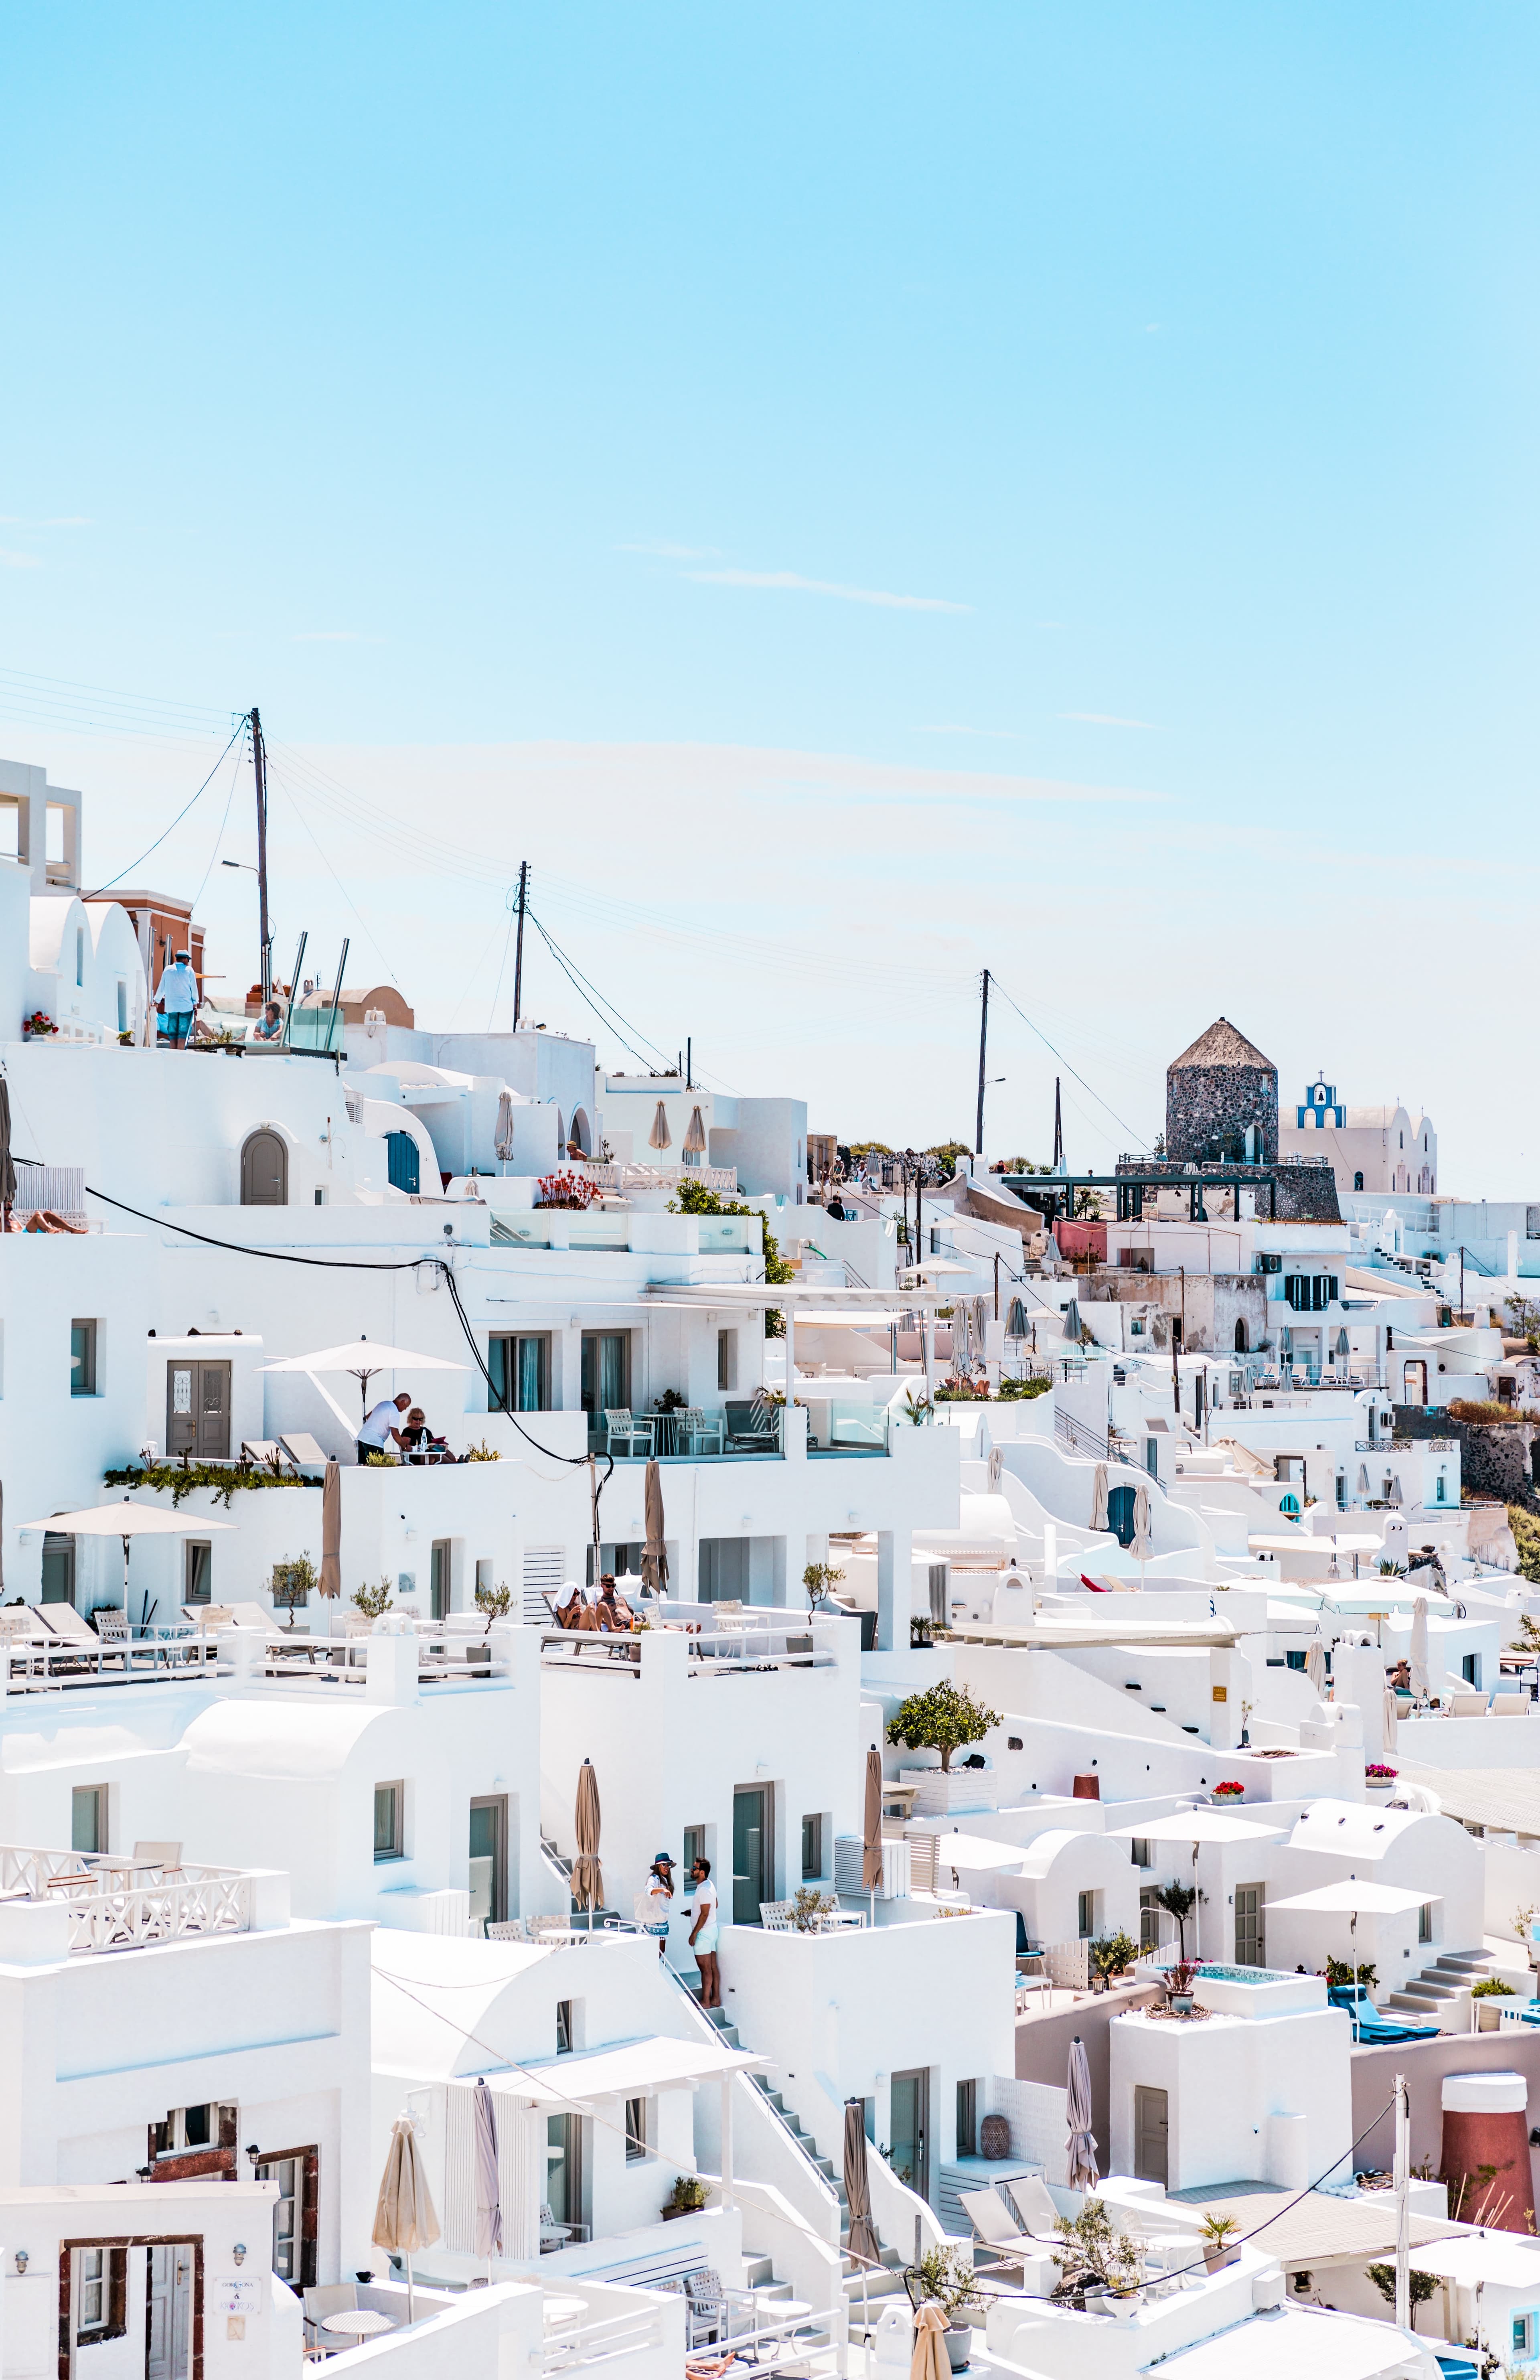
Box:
[71,1318,98,1396]
[717,1330,736,1392]
[1129,1838,1151,1869]
[556,1999,574,2056]
[373,1782,403,1861]
[1078,1890,1096,1939]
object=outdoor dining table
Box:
[320,2310,396,2342]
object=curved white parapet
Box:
[1441,2070,1527,2115]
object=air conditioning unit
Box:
[1258,1253,1282,1275]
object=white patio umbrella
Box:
[682,1105,707,1159]
[260,1336,468,1435]
[472,2077,502,2272]
[648,1101,672,1153]
[494,1091,516,1165]
[372,2112,441,2321]
[1066,2036,1097,2192]
[1410,1595,1431,1700]
[19,1498,235,1625]
[1305,1632,1328,1697]
[1266,1879,1440,1964]
[1090,1464,1109,1534]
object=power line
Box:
[81,719,249,898]
[989,975,1151,1148]
[527,910,666,1072]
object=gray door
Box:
[241,1130,288,1205]
[41,1531,76,1605]
[167,1361,231,1460]
[469,1795,508,1933]
[146,2244,193,2380]
[889,2069,929,2202]
[1134,2085,1169,2186]
[1234,1884,1265,1968]
[733,1785,769,1925]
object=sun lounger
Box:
[1003,2177,1067,2241]
[960,2187,1041,2264]
[1327,1985,1441,2043]
[278,1433,330,1470]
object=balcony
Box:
[540,1610,843,1678]
[0,1844,257,1954]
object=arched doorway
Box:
[241,1128,288,1206]
[1234,1319,1248,1354]
[569,1107,592,1156]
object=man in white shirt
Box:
[687,1855,721,2008]
[156,949,201,1047]
[357,1392,411,1466]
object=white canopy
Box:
[261,1338,468,1378]
[1109,1810,1286,1846]
[1265,1881,1440,1916]
[20,1499,235,1537]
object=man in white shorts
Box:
[688,1855,721,2007]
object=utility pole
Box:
[1393,2071,1409,2333]
[687,1037,693,1091]
[975,969,991,1156]
[511,861,529,1031]
[249,707,272,1004]
[1053,1076,1064,1173]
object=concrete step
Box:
[744,2256,774,2291]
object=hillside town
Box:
[2,759,1540,2380]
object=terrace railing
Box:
[0,1846,252,1954]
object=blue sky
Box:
[3,6,1536,1180]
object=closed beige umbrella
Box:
[910,2301,949,2380]
[372,2112,441,2322]
[683,1105,707,1158]
[641,1459,669,1593]
[319,1460,342,1599]
[843,2098,881,2270]
[648,1101,672,1153]
[862,1746,883,1894]
[571,1758,603,1915]
[1090,1463,1109,1533]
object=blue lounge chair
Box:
[1328,1984,1441,2044]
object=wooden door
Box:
[167,1362,231,1460]
[1134,2085,1169,2185]
[1234,1884,1265,1968]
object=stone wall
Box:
[1166,1061,1279,1166]
[1082,1268,1268,1354]
[1109,1158,1341,1225]
[1393,1407,1540,1507]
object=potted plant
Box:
[1211,1780,1245,1801]
[661,2174,710,2222]
[1049,2200,1143,2311]
[1090,1930,1139,1988]
[1364,1762,1398,1798]
[270,1553,317,1629]
[802,1560,847,1613]
[1164,1958,1199,2015]
[908,2244,981,2369]
[1154,1882,1198,1960]
[887,1683,1002,1774]
[790,1886,836,1933]
[352,1577,395,1622]
[22,1009,57,1039]
[1200,2214,1240,2274]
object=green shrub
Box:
[887,1682,1001,1773]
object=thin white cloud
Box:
[1059,711,1155,730]
[689,567,970,615]
[0,549,40,570]
[41,515,93,527]
[619,539,721,561]
[917,723,1028,741]
[294,630,367,643]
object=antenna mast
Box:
[250,707,272,1005]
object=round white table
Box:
[321,2309,396,2342]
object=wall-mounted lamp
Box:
[232,2244,247,2266]
[14,2250,29,2276]
[245,2143,261,2162]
